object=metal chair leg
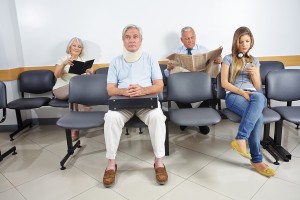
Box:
[60,129,81,170]
[0,146,17,162]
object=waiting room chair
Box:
[0,82,7,124]
[214,73,282,164]
[260,61,285,94]
[167,72,221,133]
[48,96,69,108]
[56,74,110,170]
[0,81,17,162]
[261,61,298,130]
[95,67,109,74]
[7,70,55,140]
[95,65,170,155]
[48,98,69,108]
[260,61,285,106]
[263,69,300,162]
[159,64,168,102]
[48,77,69,108]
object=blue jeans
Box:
[226,92,266,163]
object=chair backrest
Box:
[19,70,55,94]
[213,62,284,99]
[215,73,226,100]
[260,61,284,86]
[0,81,7,123]
[95,67,109,75]
[159,64,168,86]
[69,74,110,106]
[266,69,300,102]
[0,81,6,109]
[167,72,213,103]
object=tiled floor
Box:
[1,120,300,200]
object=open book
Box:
[166,46,223,77]
[68,59,95,75]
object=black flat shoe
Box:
[199,126,210,135]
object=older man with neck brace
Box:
[102,24,168,187]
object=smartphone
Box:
[244,62,252,68]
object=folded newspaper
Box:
[166,46,223,78]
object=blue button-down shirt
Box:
[107,52,162,89]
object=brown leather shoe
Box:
[154,164,168,185]
[103,165,117,187]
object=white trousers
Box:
[104,101,166,159]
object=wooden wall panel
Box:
[1,55,299,81]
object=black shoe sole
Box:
[180,126,187,131]
[199,126,210,135]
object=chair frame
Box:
[0,81,17,162]
[262,69,300,163]
[260,61,285,106]
[56,74,110,170]
[167,72,221,135]
[7,70,55,140]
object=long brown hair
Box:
[231,26,254,82]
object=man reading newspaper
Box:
[167,46,222,78]
[164,26,222,135]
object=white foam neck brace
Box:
[123,47,142,63]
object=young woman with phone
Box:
[220,26,275,177]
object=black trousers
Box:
[175,99,218,109]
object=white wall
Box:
[0,0,23,69]
[13,0,300,66]
[1,0,300,125]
